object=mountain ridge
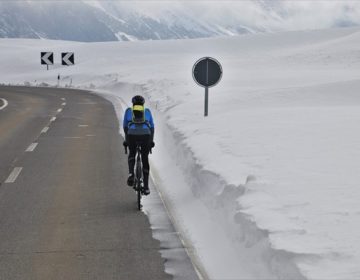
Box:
[0,1,359,42]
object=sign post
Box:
[205,86,209,116]
[192,57,222,117]
[41,52,54,70]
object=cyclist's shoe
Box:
[127,173,134,186]
[143,187,150,196]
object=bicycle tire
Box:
[134,145,143,211]
[137,181,142,210]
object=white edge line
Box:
[41,127,49,133]
[149,172,207,280]
[26,143,38,152]
[5,167,23,183]
[0,98,8,110]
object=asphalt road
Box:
[0,86,173,280]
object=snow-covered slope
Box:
[1,27,360,279]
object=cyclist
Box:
[123,95,154,195]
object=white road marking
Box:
[78,125,88,127]
[86,134,96,137]
[41,127,49,133]
[61,102,66,106]
[26,143,38,152]
[61,97,66,100]
[50,117,56,122]
[64,136,82,139]
[5,167,23,183]
[150,173,207,280]
[57,108,62,113]
[0,98,8,110]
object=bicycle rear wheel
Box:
[135,148,143,210]
[137,182,142,210]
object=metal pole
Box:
[205,58,209,117]
[204,87,209,117]
[47,65,49,71]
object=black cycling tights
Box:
[127,134,151,187]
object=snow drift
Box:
[1,26,360,279]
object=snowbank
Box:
[1,26,360,279]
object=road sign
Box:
[192,57,223,117]
[61,52,75,66]
[41,52,54,65]
[193,57,222,88]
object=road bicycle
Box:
[125,143,145,210]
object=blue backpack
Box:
[127,105,151,135]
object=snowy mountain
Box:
[0,1,360,42]
[0,1,117,41]
[0,1,257,42]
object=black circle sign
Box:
[192,57,222,88]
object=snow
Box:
[1,27,360,279]
[115,32,138,42]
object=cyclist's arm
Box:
[147,109,155,141]
[150,128,154,142]
[123,108,131,139]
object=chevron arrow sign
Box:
[61,52,75,66]
[41,52,54,65]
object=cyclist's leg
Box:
[140,135,151,192]
[127,135,136,186]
